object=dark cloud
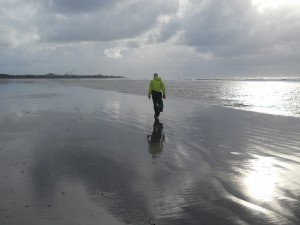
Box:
[157,19,181,43]
[184,1,246,44]
[35,0,177,43]
[177,0,300,58]
[178,0,260,55]
[48,0,117,13]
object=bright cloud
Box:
[252,0,300,12]
[104,48,122,59]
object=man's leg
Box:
[155,92,163,112]
[152,92,160,118]
[157,97,163,112]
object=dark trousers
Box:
[152,91,163,118]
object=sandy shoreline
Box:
[1,79,300,225]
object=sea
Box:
[67,78,300,118]
[1,77,300,118]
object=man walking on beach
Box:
[148,73,166,118]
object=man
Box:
[148,73,166,118]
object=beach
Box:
[0,79,300,225]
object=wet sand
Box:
[1,79,300,225]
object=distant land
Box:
[0,73,124,79]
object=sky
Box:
[0,0,300,79]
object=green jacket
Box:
[148,77,166,95]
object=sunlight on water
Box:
[244,157,278,202]
[230,81,300,117]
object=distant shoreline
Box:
[0,73,124,79]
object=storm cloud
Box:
[0,0,299,78]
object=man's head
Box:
[153,73,158,78]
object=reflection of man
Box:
[147,118,165,159]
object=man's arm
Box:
[161,81,166,98]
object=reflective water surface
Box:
[0,79,300,225]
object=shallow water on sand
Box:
[0,79,300,225]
